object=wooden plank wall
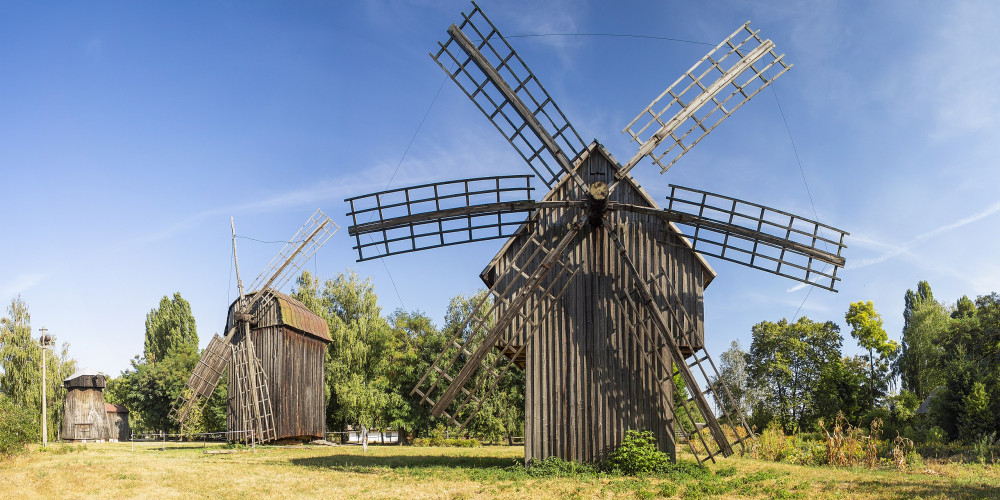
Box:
[226,300,327,442]
[491,145,706,463]
[61,388,109,441]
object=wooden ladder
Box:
[231,335,276,445]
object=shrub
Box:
[745,420,791,462]
[972,432,997,464]
[0,394,38,457]
[524,456,599,477]
[410,436,479,447]
[605,430,671,475]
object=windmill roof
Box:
[105,403,129,413]
[64,367,100,382]
[480,141,716,287]
[229,289,331,343]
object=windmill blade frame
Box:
[412,217,586,420]
[650,184,847,291]
[432,1,588,191]
[347,175,548,261]
[618,21,791,180]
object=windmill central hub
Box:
[587,181,609,227]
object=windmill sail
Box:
[432,1,588,190]
[347,176,538,261]
[619,22,791,179]
[654,185,847,291]
[411,219,585,424]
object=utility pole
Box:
[38,327,53,447]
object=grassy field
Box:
[3,442,1000,499]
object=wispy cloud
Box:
[849,200,1000,270]
[0,273,47,300]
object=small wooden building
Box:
[482,143,716,463]
[105,403,131,442]
[61,368,110,442]
[225,290,331,443]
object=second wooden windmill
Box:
[347,3,848,464]
[172,210,338,444]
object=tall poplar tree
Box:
[143,293,198,363]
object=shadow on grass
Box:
[290,453,517,472]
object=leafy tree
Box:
[111,350,200,433]
[383,309,445,441]
[813,355,868,425]
[746,317,842,431]
[144,293,198,363]
[292,270,393,435]
[0,297,76,442]
[960,382,990,443]
[928,293,1000,442]
[713,340,754,424]
[441,291,524,443]
[845,301,899,407]
[0,393,38,456]
[897,281,949,400]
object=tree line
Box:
[107,271,524,443]
[9,272,993,451]
[0,296,76,453]
[718,281,1000,445]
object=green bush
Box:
[605,430,673,475]
[0,394,38,456]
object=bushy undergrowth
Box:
[411,437,480,447]
[0,394,38,457]
[742,414,924,470]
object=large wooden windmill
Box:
[346,3,847,464]
[172,210,338,444]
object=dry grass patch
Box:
[2,442,999,499]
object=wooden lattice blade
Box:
[612,185,848,291]
[619,22,791,178]
[411,217,586,421]
[171,332,232,427]
[243,209,338,316]
[346,175,586,261]
[606,225,735,460]
[432,2,587,190]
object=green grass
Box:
[2,442,999,499]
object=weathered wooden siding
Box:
[61,388,109,442]
[226,293,328,442]
[105,408,131,442]
[484,143,708,463]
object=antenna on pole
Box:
[231,217,246,303]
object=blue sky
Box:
[2,1,999,376]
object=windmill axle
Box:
[587,181,609,227]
